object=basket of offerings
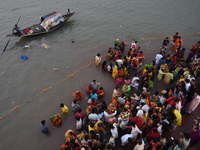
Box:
[119,111,130,121]
[49,113,62,121]
[78,130,87,140]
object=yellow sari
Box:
[112,66,118,79]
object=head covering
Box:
[136,106,140,109]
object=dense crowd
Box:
[40,33,200,150]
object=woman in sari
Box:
[73,91,82,101]
[74,108,85,120]
[157,69,166,81]
[95,53,101,65]
[163,69,173,85]
[102,61,107,71]
[53,114,62,127]
[190,119,200,146]
[124,77,131,86]
[106,49,113,60]
[120,41,126,51]
[112,66,118,79]
[112,86,121,99]
[116,75,123,86]
[97,87,105,98]
[86,84,93,95]
[187,92,200,114]
[123,66,128,77]
[118,67,124,77]
[65,129,77,142]
[146,95,152,107]
[171,69,178,83]
[136,115,146,131]
[114,49,120,62]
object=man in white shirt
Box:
[88,109,99,124]
[136,106,144,119]
[155,52,163,65]
[116,56,123,68]
[117,94,126,105]
[109,124,118,138]
[141,102,149,114]
[91,80,101,92]
[104,110,117,122]
[131,74,139,86]
[185,79,191,92]
[121,134,133,146]
[132,80,139,91]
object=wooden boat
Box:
[7,12,75,37]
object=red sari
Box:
[86,85,93,94]
[97,89,105,98]
[136,116,146,131]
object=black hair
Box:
[138,139,142,145]
[153,129,158,133]
[90,123,94,128]
[109,124,114,129]
[128,137,133,143]
[88,141,92,147]
[78,108,82,113]
[76,116,80,121]
[131,122,136,127]
[153,137,158,143]
[60,103,64,107]
[41,120,46,125]
[155,91,159,95]
[184,133,191,139]
[85,135,89,141]
[99,136,104,142]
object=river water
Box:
[0,0,200,149]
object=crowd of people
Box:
[40,33,200,150]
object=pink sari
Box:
[188,95,200,113]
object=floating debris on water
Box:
[41,44,50,49]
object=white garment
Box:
[185,83,191,91]
[141,105,149,114]
[111,124,118,138]
[157,125,163,135]
[121,134,133,146]
[187,74,195,82]
[76,118,82,129]
[132,82,139,90]
[104,111,117,121]
[133,140,144,150]
[136,110,144,118]
[131,125,142,142]
[88,113,99,123]
[160,96,166,104]
[107,65,112,72]
[140,98,146,106]
[131,42,137,48]
[155,54,163,65]
[120,118,129,130]
[116,59,123,68]
[131,77,139,85]
[117,97,126,105]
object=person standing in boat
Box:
[12,24,23,36]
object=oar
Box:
[1,16,21,56]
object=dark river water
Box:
[0,0,200,149]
